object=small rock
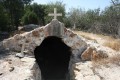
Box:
[0,73,3,76]
[6,48,10,50]
[9,67,14,72]
[24,78,31,80]
[16,53,24,58]
[21,57,35,62]
[23,50,29,54]
[5,59,12,61]
[8,61,12,64]
[81,47,94,61]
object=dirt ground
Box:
[0,50,35,80]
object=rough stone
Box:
[0,73,3,76]
[16,53,24,58]
[94,64,120,80]
[45,19,65,37]
[81,46,108,61]
[1,19,87,59]
[0,56,41,80]
[81,47,94,61]
[9,67,14,72]
[86,40,119,58]
[72,62,101,80]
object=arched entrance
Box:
[34,36,71,80]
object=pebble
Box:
[9,67,14,72]
[16,53,24,58]
[0,72,3,76]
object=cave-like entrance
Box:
[34,36,71,80]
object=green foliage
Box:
[0,0,120,37]
[0,4,9,31]
[2,0,24,30]
[22,0,33,5]
[24,1,66,25]
[24,3,47,25]
[22,10,39,25]
[68,8,100,29]
[67,4,120,36]
[1,0,33,31]
[80,8,100,30]
[99,1,120,35]
[63,17,72,28]
[68,8,85,28]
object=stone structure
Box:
[0,19,119,80]
[0,19,88,80]
[2,19,87,57]
[0,7,120,79]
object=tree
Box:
[63,17,72,28]
[84,8,100,30]
[22,10,39,25]
[24,3,47,25]
[66,8,101,30]
[68,8,85,29]
[111,0,120,5]
[100,1,120,35]
[0,3,9,31]
[2,0,23,30]
[2,0,34,30]
[22,0,33,5]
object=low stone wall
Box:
[0,19,88,80]
[2,19,87,62]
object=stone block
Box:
[81,47,108,61]
[45,19,65,37]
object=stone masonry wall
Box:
[0,19,88,80]
[2,19,87,57]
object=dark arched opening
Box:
[34,36,71,80]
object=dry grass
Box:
[92,54,120,68]
[103,39,120,51]
[74,30,120,51]
[80,34,96,41]
[74,31,96,40]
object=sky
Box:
[32,0,112,12]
